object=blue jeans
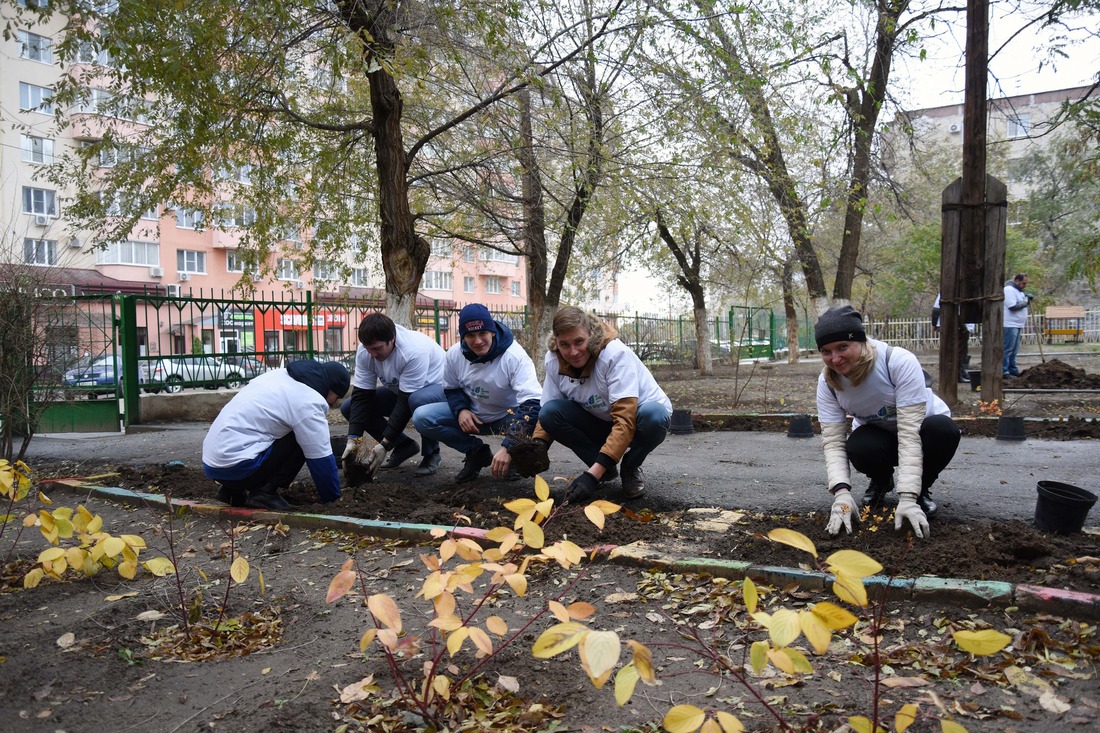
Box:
[340,384,446,456]
[412,402,510,456]
[537,399,671,471]
[1003,326,1022,375]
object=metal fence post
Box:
[433,299,441,344]
[118,294,140,428]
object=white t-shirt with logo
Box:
[541,338,672,420]
[353,323,445,394]
[444,341,542,421]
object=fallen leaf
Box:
[497,675,520,693]
[105,592,139,602]
[135,611,165,622]
[1040,690,1071,715]
[56,632,75,649]
[604,592,639,604]
[881,676,930,688]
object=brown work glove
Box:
[508,439,550,478]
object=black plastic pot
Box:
[669,409,694,435]
[787,414,814,438]
[1034,480,1097,534]
[996,415,1027,441]
[968,370,982,391]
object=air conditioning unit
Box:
[149,266,164,277]
[948,123,961,133]
[34,214,51,227]
[294,280,305,290]
[178,272,191,282]
[165,284,181,297]
[68,236,82,249]
[250,272,263,282]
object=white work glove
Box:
[826,489,859,535]
[895,493,930,539]
[365,443,388,478]
[341,438,358,467]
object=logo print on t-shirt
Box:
[469,385,490,401]
[584,394,608,411]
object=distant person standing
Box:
[932,292,976,383]
[1002,273,1032,378]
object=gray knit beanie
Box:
[815,305,867,349]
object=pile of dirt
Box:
[1012,358,1100,389]
[79,463,1100,594]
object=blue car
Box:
[63,357,145,397]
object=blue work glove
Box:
[565,471,601,505]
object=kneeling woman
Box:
[815,306,961,539]
[531,306,672,503]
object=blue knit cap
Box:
[459,303,495,336]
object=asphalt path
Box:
[22,421,1098,526]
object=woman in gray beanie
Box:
[814,306,961,539]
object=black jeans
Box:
[846,414,961,491]
[219,433,305,494]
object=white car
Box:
[147,356,243,394]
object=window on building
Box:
[21,186,57,216]
[430,241,452,258]
[351,268,370,287]
[464,276,475,293]
[100,191,122,217]
[226,251,245,273]
[481,247,519,265]
[19,82,53,114]
[140,205,158,220]
[77,42,116,66]
[463,246,474,263]
[314,260,339,280]
[20,134,54,164]
[177,250,207,274]
[218,205,256,228]
[1007,113,1031,138]
[218,161,253,184]
[18,30,52,64]
[17,0,50,7]
[176,207,204,229]
[96,240,159,266]
[511,280,521,297]
[484,275,502,294]
[277,258,299,280]
[422,270,453,291]
[24,238,57,266]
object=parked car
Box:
[147,356,243,394]
[62,356,147,397]
[220,355,268,381]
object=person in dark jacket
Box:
[412,304,541,482]
[203,359,349,510]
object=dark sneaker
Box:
[215,484,247,507]
[245,484,292,512]
[414,452,442,477]
[621,465,646,499]
[455,444,493,483]
[917,490,939,518]
[381,440,420,470]
[862,476,894,510]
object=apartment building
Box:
[2,6,528,327]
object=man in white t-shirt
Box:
[931,292,977,383]
[340,313,447,479]
[1002,273,1032,377]
[203,359,349,510]
[412,304,541,483]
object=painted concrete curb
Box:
[45,480,1100,620]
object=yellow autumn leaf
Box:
[38,490,53,505]
[767,648,794,674]
[811,601,859,630]
[535,475,550,501]
[38,547,65,563]
[567,601,596,620]
[532,621,589,659]
[65,547,85,568]
[743,576,758,615]
[486,615,508,636]
[664,704,706,733]
[826,549,883,578]
[86,514,103,534]
[589,499,621,515]
[468,625,493,656]
[614,663,639,706]
[715,711,744,733]
[504,572,527,597]
[431,674,450,701]
[486,526,514,541]
[359,628,377,652]
[700,719,721,733]
[521,519,545,549]
[627,639,657,684]
[143,557,175,577]
[848,716,875,733]
[832,572,868,607]
[778,647,813,674]
[750,640,769,674]
[23,567,44,589]
[439,538,457,562]
[101,536,125,559]
[767,528,817,557]
[768,608,800,648]
[940,720,969,733]
[368,594,403,633]
[503,497,537,515]
[953,629,1012,656]
[120,534,146,549]
[549,600,570,623]
[584,504,606,529]
[446,626,469,656]
[258,568,265,595]
[799,609,832,654]
[230,556,249,584]
[327,568,356,603]
[895,703,918,733]
[581,630,621,679]
[117,560,137,580]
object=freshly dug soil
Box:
[85,463,1100,595]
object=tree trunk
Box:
[782,258,801,364]
[518,88,551,360]
[692,304,712,376]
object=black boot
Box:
[917,489,939,517]
[245,483,292,511]
[455,444,493,483]
[958,354,971,383]
[862,476,894,510]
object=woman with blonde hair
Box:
[815,306,961,539]
[521,306,671,504]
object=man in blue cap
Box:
[412,303,541,482]
[203,359,350,510]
